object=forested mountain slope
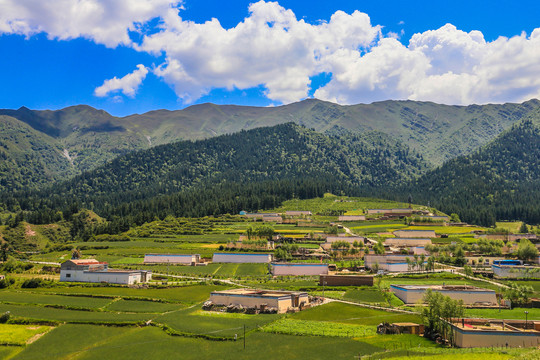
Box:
[400,120,540,226]
[1,99,538,191]
[3,123,428,221]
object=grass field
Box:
[290,302,421,325]
[146,262,269,278]
[104,299,183,313]
[13,324,384,360]
[261,318,376,337]
[0,291,113,309]
[23,284,227,303]
[0,324,51,346]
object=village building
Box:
[262,215,283,223]
[208,288,310,314]
[384,238,432,247]
[393,229,436,238]
[325,236,364,244]
[285,211,312,216]
[451,319,540,348]
[212,252,273,263]
[144,253,201,265]
[367,209,391,214]
[492,263,540,279]
[338,215,366,221]
[364,254,427,272]
[390,284,498,306]
[271,263,329,276]
[319,274,373,286]
[244,213,280,220]
[60,259,151,285]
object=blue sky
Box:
[1,0,539,116]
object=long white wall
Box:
[60,270,149,285]
[212,253,272,263]
[271,263,328,276]
[144,254,199,264]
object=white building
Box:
[325,236,364,244]
[364,254,427,272]
[212,253,273,263]
[384,238,432,247]
[393,230,436,238]
[271,263,329,276]
[492,264,540,279]
[60,259,151,285]
[285,211,312,216]
[390,284,498,305]
[338,215,366,221]
[144,254,200,265]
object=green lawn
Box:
[261,318,376,337]
[23,284,227,303]
[465,307,540,320]
[104,299,184,313]
[290,302,421,325]
[0,291,113,309]
[154,305,280,337]
[147,263,269,277]
[0,324,51,346]
[14,324,382,360]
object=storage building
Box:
[209,288,310,313]
[144,254,200,265]
[338,215,366,221]
[452,319,540,348]
[60,259,151,285]
[393,230,436,238]
[384,238,432,247]
[212,253,273,263]
[492,264,540,279]
[271,263,328,276]
[364,254,427,272]
[390,284,497,305]
[285,211,312,216]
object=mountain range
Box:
[1,98,540,227]
[1,98,540,192]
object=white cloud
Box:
[94,64,148,98]
[2,1,540,105]
[0,0,180,47]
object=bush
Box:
[21,278,43,288]
[0,278,14,289]
[0,312,10,323]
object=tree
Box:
[450,213,461,223]
[426,256,435,272]
[71,248,81,260]
[0,242,10,262]
[517,238,539,261]
[453,246,466,267]
[421,289,465,345]
[504,283,534,307]
[519,222,529,234]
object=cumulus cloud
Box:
[0,0,180,47]
[2,1,540,105]
[94,64,148,98]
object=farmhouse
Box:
[262,215,283,223]
[364,254,427,272]
[319,274,374,286]
[285,211,312,216]
[492,264,540,279]
[393,229,436,238]
[384,238,432,247]
[244,212,280,219]
[144,253,201,265]
[212,252,273,263]
[271,262,328,276]
[325,236,364,244]
[208,288,310,313]
[390,284,497,306]
[451,319,540,348]
[338,215,366,221]
[60,259,151,285]
[367,209,391,214]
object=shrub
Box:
[0,311,10,323]
[21,278,43,288]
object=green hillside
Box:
[1,99,539,191]
[401,119,540,226]
[3,123,428,223]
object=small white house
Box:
[393,230,436,238]
[492,264,540,279]
[60,259,151,285]
[364,254,427,272]
[338,215,366,221]
[144,254,200,265]
[212,253,273,263]
[271,263,329,276]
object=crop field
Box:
[261,318,376,337]
[0,290,113,309]
[13,325,384,360]
[0,324,51,346]
[104,299,183,313]
[154,306,280,337]
[465,307,540,320]
[290,302,422,325]
[392,225,487,234]
[24,284,227,303]
[146,262,269,277]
